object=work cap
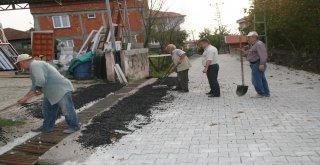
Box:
[15,54,32,64]
[247,31,259,37]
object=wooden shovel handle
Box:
[0,103,19,112]
[239,36,245,85]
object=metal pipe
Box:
[105,0,116,51]
[123,0,132,43]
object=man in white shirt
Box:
[166,44,192,92]
[199,38,220,97]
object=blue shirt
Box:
[29,60,74,105]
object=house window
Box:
[87,13,96,19]
[52,15,71,28]
[64,40,74,47]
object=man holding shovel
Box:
[166,44,191,92]
[246,31,270,97]
[16,54,80,133]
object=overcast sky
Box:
[0,0,251,39]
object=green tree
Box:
[199,26,230,53]
[141,0,167,48]
[246,0,320,69]
[151,13,188,50]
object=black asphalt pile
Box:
[0,128,7,144]
[77,77,176,148]
[72,83,123,109]
[22,101,44,118]
[22,83,123,119]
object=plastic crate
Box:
[74,61,93,80]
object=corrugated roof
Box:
[236,17,247,24]
[4,28,31,41]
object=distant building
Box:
[148,11,185,48]
[237,17,248,31]
[4,28,32,54]
[184,39,196,50]
[225,35,248,54]
[152,11,185,32]
[29,0,146,50]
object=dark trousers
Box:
[207,64,220,96]
[177,69,189,91]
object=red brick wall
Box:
[129,10,143,31]
[38,15,83,36]
[82,12,104,34]
[30,0,145,49]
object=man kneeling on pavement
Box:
[166,44,192,92]
[15,54,80,134]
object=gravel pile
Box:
[0,128,7,144]
[77,77,176,148]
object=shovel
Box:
[0,93,37,113]
[152,63,176,89]
[236,36,248,96]
[0,103,19,113]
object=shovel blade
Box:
[152,85,168,89]
[236,85,248,96]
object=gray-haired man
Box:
[166,44,192,92]
[246,31,270,97]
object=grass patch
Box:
[0,118,24,127]
[149,56,171,78]
[151,70,167,78]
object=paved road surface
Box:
[67,54,320,165]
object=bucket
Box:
[74,61,93,80]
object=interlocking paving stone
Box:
[68,54,320,164]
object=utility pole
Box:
[190,30,196,50]
[213,2,225,53]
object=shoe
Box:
[31,127,53,133]
[172,87,182,91]
[63,128,79,134]
[179,90,189,93]
[206,92,213,95]
[250,94,264,98]
[208,94,220,98]
[31,127,43,132]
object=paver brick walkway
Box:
[67,54,320,165]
